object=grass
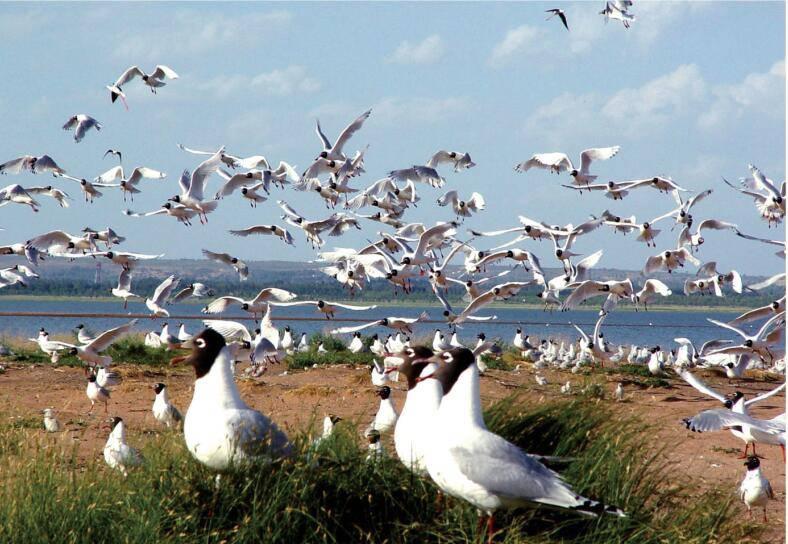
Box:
[610,365,672,389]
[0,399,756,544]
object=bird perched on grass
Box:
[103,417,143,476]
[740,456,774,521]
[152,383,182,429]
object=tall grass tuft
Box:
[0,399,755,543]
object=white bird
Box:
[705,314,785,363]
[740,457,774,522]
[104,149,122,164]
[170,283,213,304]
[28,229,98,255]
[96,361,122,389]
[0,184,40,212]
[62,114,102,142]
[229,224,295,246]
[437,190,485,218]
[545,8,569,30]
[677,219,738,252]
[203,287,296,320]
[330,311,430,335]
[370,385,398,434]
[107,65,179,108]
[202,249,249,281]
[182,328,291,469]
[424,347,624,541]
[729,297,786,326]
[111,269,141,309]
[734,229,786,259]
[51,320,136,368]
[146,275,179,317]
[43,408,60,432]
[86,373,110,413]
[94,165,166,202]
[561,279,634,312]
[643,247,700,274]
[427,150,475,172]
[103,417,143,476]
[270,299,376,319]
[348,332,365,353]
[386,165,445,188]
[515,146,620,186]
[615,383,625,401]
[0,154,65,176]
[631,279,672,310]
[152,383,183,428]
[600,1,635,28]
[314,109,372,161]
[170,148,225,223]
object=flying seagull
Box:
[545,8,569,30]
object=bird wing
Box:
[253,288,298,303]
[95,166,124,183]
[150,65,179,80]
[579,146,620,173]
[114,66,144,87]
[117,268,133,291]
[745,382,787,407]
[644,279,671,296]
[467,192,485,211]
[87,319,137,352]
[517,153,572,173]
[330,321,382,334]
[203,296,247,314]
[328,301,378,311]
[684,409,784,434]
[431,283,454,314]
[706,318,748,339]
[315,119,332,150]
[426,150,453,168]
[437,190,458,207]
[560,281,603,311]
[459,291,497,319]
[229,225,273,237]
[28,230,71,250]
[151,275,179,304]
[128,167,165,185]
[677,370,727,403]
[331,109,371,155]
[202,249,231,265]
[277,200,302,220]
[215,171,251,197]
[747,273,785,291]
[697,219,737,234]
[188,147,225,200]
[202,319,252,343]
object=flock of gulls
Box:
[1,2,785,540]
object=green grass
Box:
[609,365,671,389]
[0,399,755,544]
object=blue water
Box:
[0,298,745,348]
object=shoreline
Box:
[0,294,750,314]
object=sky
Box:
[0,1,784,277]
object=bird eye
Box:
[196,338,206,348]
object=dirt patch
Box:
[0,360,783,542]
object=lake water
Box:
[0,298,747,348]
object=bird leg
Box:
[486,515,496,544]
[737,443,750,459]
[763,508,768,523]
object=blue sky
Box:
[0,2,784,276]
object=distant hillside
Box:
[0,257,779,309]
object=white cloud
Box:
[699,60,785,129]
[373,96,470,124]
[388,34,446,65]
[632,2,711,45]
[488,25,544,67]
[196,66,321,99]
[602,64,707,128]
[113,10,292,60]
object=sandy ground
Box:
[0,359,784,542]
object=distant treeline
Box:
[0,276,779,309]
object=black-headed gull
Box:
[740,457,775,521]
[515,146,620,186]
[314,108,371,161]
[0,154,65,176]
[62,114,102,143]
[152,382,183,428]
[146,275,179,317]
[202,249,249,281]
[103,417,143,476]
[108,65,179,108]
[426,150,475,172]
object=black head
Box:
[664,251,671,258]
[241,187,249,195]
[524,225,532,233]
[651,177,659,183]
[87,374,96,382]
[477,333,486,340]
[570,169,578,176]
[76,324,84,330]
[230,257,238,264]
[516,327,522,334]
[366,429,381,444]
[429,347,476,395]
[317,300,325,308]
[376,386,392,399]
[319,151,328,159]
[443,310,450,317]
[744,456,760,470]
[643,222,650,229]
[153,382,166,394]
[398,346,435,390]
[69,347,78,356]
[171,195,181,203]
[163,202,172,210]
[744,339,753,348]
[401,256,411,265]
[109,416,123,430]
[185,328,227,379]
[607,181,615,188]
[329,414,342,424]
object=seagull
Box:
[314,108,371,161]
[600,1,635,28]
[423,347,624,541]
[124,202,200,226]
[677,219,738,252]
[57,173,115,203]
[735,229,786,258]
[393,222,458,266]
[729,297,786,326]
[229,224,295,246]
[182,328,291,469]
[369,385,398,434]
[615,176,688,194]
[103,417,143,476]
[561,180,644,199]
[94,165,166,201]
[330,311,430,335]
[104,149,122,164]
[26,185,70,208]
[107,65,179,108]
[203,288,297,319]
[386,165,445,188]
[705,314,785,363]
[28,230,98,255]
[202,249,249,281]
[170,148,225,223]
[278,200,345,249]
[269,299,376,319]
[0,184,40,212]
[170,283,213,304]
[146,275,179,317]
[561,279,634,312]
[0,242,45,267]
[152,383,183,428]
[515,146,620,186]
[437,190,485,219]
[43,408,60,432]
[723,165,785,226]
[177,144,271,170]
[214,169,266,200]
[62,114,102,142]
[50,320,136,369]
[0,154,65,176]
[431,283,500,327]
[111,268,141,309]
[740,457,774,522]
[631,279,672,310]
[86,373,110,413]
[426,150,476,172]
[545,8,569,30]
[642,246,700,274]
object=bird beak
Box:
[383,367,398,374]
[415,373,436,383]
[170,354,189,366]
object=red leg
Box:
[780,444,785,462]
[486,515,496,544]
[763,508,767,523]
[738,443,750,459]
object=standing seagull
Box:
[740,456,774,521]
[152,383,182,428]
[423,348,624,541]
[545,8,569,30]
[62,114,102,143]
[103,417,142,476]
[182,328,292,469]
